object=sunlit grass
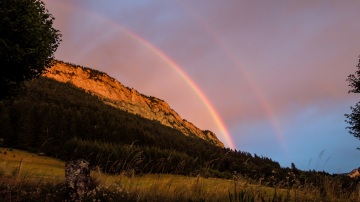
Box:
[0,149,358,201]
[0,149,64,180]
[94,172,238,201]
[92,171,311,201]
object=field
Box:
[0,148,358,201]
[0,149,64,180]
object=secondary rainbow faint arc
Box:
[56,2,236,149]
[178,2,288,151]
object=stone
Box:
[65,159,90,200]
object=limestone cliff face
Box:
[44,61,224,147]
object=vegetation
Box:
[346,57,360,143]
[0,73,358,196]
[0,76,281,178]
[0,149,359,201]
[0,56,357,200]
[0,1,357,200]
[0,0,61,99]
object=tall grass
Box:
[0,149,359,201]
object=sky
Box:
[42,0,360,174]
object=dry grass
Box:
[93,172,236,201]
[0,149,359,201]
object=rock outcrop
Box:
[348,167,360,178]
[43,61,224,147]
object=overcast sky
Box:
[43,0,360,173]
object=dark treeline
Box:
[0,76,357,190]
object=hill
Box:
[44,61,223,147]
[0,60,358,191]
[0,61,279,177]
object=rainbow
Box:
[179,2,288,151]
[54,2,236,149]
[117,27,236,149]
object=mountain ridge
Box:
[43,61,224,147]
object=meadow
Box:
[0,148,358,201]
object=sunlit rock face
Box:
[348,168,360,178]
[44,61,224,148]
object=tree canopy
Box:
[345,57,360,143]
[0,0,61,99]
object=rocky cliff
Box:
[43,61,224,147]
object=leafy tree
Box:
[346,57,360,143]
[0,0,61,99]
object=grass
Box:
[0,148,359,201]
[93,172,296,201]
[0,148,64,180]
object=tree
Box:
[345,57,360,144]
[0,0,61,99]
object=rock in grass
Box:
[65,159,90,200]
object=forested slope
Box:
[0,76,355,190]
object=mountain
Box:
[43,61,224,147]
[1,61,356,188]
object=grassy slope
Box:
[0,148,356,201]
[0,148,64,179]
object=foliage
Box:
[0,149,359,201]
[0,76,282,179]
[0,0,61,99]
[345,57,360,143]
[0,67,357,191]
[0,167,358,201]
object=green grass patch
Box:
[0,148,64,179]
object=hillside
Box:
[0,65,281,178]
[43,61,224,147]
[4,149,356,202]
[0,60,358,192]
